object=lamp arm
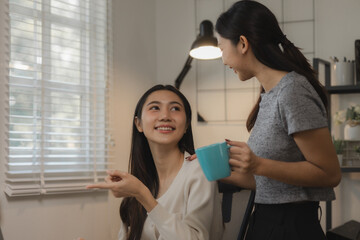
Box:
[173,55,206,122]
[174,55,194,89]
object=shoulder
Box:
[276,71,323,107]
[182,158,203,177]
[182,152,214,187]
[278,72,314,97]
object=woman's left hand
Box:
[87,170,145,198]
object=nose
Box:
[159,108,171,121]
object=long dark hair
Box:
[119,84,195,240]
[216,0,328,132]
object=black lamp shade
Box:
[189,20,222,60]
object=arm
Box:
[258,127,341,187]
[87,170,158,212]
[87,169,221,240]
[226,127,341,188]
[147,167,221,240]
[220,170,256,190]
[187,153,256,190]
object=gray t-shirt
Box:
[248,71,335,204]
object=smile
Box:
[155,126,175,131]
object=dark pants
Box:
[245,201,327,240]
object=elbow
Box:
[329,171,342,188]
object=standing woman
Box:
[215,1,341,239]
[87,85,223,240]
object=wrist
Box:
[254,156,264,175]
[136,185,157,212]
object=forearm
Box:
[256,157,340,187]
[221,172,256,190]
[136,186,158,212]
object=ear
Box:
[134,116,143,132]
[238,35,249,54]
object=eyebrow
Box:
[146,101,184,107]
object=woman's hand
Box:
[185,154,197,161]
[226,139,261,175]
[87,170,144,198]
[86,170,158,212]
[186,141,257,189]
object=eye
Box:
[170,106,181,111]
[149,105,159,110]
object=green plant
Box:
[355,146,360,154]
[332,137,345,155]
[334,105,360,126]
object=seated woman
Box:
[87,85,223,240]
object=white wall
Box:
[0,0,157,240]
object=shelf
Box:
[341,167,360,172]
[314,58,360,231]
[326,85,360,94]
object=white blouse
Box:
[118,152,223,240]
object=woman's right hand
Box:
[220,139,257,189]
[226,139,261,175]
[87,170,158,212]
[87,170,146,198]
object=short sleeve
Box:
[278,80,328,135]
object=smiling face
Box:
[135,90,187,149]
[217,35,253,81]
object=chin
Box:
[237,75,247,81]
[238,73,253,82]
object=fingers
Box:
[105,175,113,183]
[229,158,243,168]
[186,154,197,161]
[107,170,128,178]
[87,170,128,189]
[229,156,252,174]
[225,139,247,148]
[86,182,116,189]
[111,176,122,182]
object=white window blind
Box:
[4,0,112,196]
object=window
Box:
[4,0,111,196]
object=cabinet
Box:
[313,58,360,231]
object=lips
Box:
[155,126,175,131]
[229,67,237,74]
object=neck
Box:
[255,64,288,92]
[246,50,288,92]
[149,144,184,180]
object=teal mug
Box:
[196,141,231,181]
